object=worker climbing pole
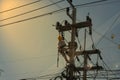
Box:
[58,32,70,63]
[56,0,77,79]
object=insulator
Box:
[66,7,69,13]
[86,15,92,23]
[56,22,60,27]
[64,20,68,26]
[86,15,92,35]
[64,20,70,26]
[89,26,92,35]
[56,22,62,32]
[75,29,78,37]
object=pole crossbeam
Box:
[56,21,92,32]
[76,66,103,71]
[75,49,101,56]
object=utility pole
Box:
[66,0,76,80]
[55,0,103,80]
[83,29,87,80]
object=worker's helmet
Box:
[58,35,63,41]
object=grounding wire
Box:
[0,0,65,22]
[0,0,42,13]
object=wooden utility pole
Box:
[66,0,76,80]
[55,0,103,80]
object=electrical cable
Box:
[85,30,96,64]
[0,8,65,27]
[75,37,83,65]
[76,0,120,8]
[0,54,56,65]
[87,72,119,79]
[76,0,108,7]
[97,49,120,78]
[0,0,118,27]
[87,29,102,78]
[96,11,120,46]
[87,30,101,80]
[96,51,118,78]
[22,72,61,80]
[93,28,119,46]
[102,59,117,77]
[0,0,42,13]
[85,23,117,79]
[66,1,119,79]
[93,54,100,80]
[49,0,62,8]
[76,34,83,51]
[57,51,60,67]
[77,0,120,50]
[95,51,112,79]
[76,27,119,79]
[90,35,96,50]
[0,0,119,79]
[0,0,65,22]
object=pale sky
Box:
[0,0,120,80]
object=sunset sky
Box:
[0,0,120,80]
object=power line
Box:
[95,11,120,46]
[76,0,108,7]
[0,0,65,22]
[76,0,120,7]
[0,0,42,13]
[93,28,119,46]
[76,0,120,9]
[49,0,62,8]
[0,8,66,27]
[1,0,119,22]
[20,72,61,80]
[0,0,118,27]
